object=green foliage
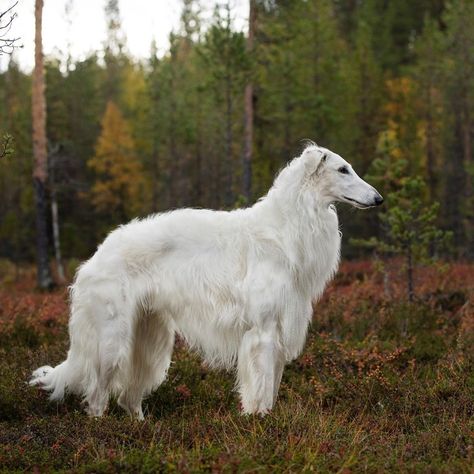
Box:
[378,177,450,258]
[0,0,471,260]
[440,0,474,257]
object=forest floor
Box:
[0,260,473,473]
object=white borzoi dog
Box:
[30,144,383,419]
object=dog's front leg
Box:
[237,323,284,415]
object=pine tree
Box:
[32,0,53,289]
[349,3,384,171]
[353,138,452,301]
[149,44,162,210]
[243,0,256,202]
[412,17,444,201]
[254,0,353,197]
[180,0,201,43]
[200,3,248,207]
[103,0,127,103]
[0,58,36,264]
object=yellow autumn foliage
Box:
[88,101,147,218]
[377,77,425,174]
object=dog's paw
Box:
[29,365,53,386]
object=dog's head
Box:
[302,145,383,209]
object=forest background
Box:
[1,0,472,274]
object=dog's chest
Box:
[276,213,340,359]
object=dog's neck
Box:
[253,174,337,233]
[249,166,341,300]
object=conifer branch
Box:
[0,133,13,159]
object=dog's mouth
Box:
[342,196,373,209]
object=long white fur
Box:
[30,144,382,419]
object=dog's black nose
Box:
[374,194,384,206]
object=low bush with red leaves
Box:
[0,259,472,472]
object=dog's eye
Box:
[338,166,349,175]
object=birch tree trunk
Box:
[51,191,65,283]
[33,0,53,289]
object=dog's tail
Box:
[29,257,134,410]
[29,361,71,400]
[29,317,99,402]
[29,301,101,400]
[30,265,101,401]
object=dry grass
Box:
[0,260,473,473]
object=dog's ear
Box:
[303,148,327,176]
[312,152,327,177]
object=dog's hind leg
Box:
[118,311,174,420]
[84,321,124,417]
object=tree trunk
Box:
[168,44,178,208]
[424,37,437,201]
[242,0,256,203]
[407,245,414,302]
[32,0,53,290]
[425,86,437,198]
[221,3,234,208]
[224,71,233,208]
[458,24,472,256]
[462,113,472,196]
[151,135,160,211]
[425,83,437,258]
[462,104,472,256]
[194,95,203,206]
[51,190,65,284]
[382,255,391,299]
